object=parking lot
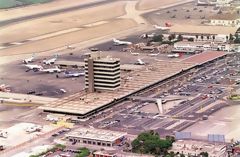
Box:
[85,53,240,136]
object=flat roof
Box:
[55,60,84,67]
[40,60,195,115]
[66,127,126,142]
[210,12,240,20]
[170,24,238,35]
[181,51,227,65]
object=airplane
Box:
[25,64,43,72]
[135,59,145,65]
[0,130,8,138]
[64,71,85,77]
[153,25,170,31]
[131,52,140,56]
[113,38,132,46]
[23,53,35,64]
[140,33,155,39]
[167,53,180,58]
[43,54,58,65]
[25,125,42,133]
[40,66,62,73]
[148,52,160,57]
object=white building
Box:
[84,53,121,92]
[170,140,227,157]
[210,12,240,27]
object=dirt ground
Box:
[0,1,126,44]
[136,0,185,10]
[0,0,102,21]
[0,19,137,56]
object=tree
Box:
[188,38,194,42]
[152,35,163,42]
[131,131,173,155]
[200,152,209,157]
[206,36,210,40]
[177,34,183,41]
[229,33,234,41]
[195,35,199,41]
[76,147,90,157]
[212,35,215,41]
[201,35,204,41]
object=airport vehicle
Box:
[153,25,170,31]
[113,38,132,46]
[135,59,145,65]
[148,52,160,57]
[46,115,59,122]
[25,64,43,72]
[131,52,140,56]
[167,53,180,58]
[0,84,11,92]
[64,71,84,77]
[23,53,35,64]
[25,125,42,133]
[43,54,58,65]
[40,66,62,73]
[0,130,8,138]
[140,33,155,39]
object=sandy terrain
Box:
[137,0,185,10]
[0,19,137,56]
[0,1,126,44]
[184,105,240,142]
[0,0,102,21]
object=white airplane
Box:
[167,53,180,58]
[135,59,145,65]
[25,125,42,133]
[43,54,58,65]
[153,25,170,31]
[40,66,62,73]
[25,64,43,72]
[23,53,35,64]
[148,52,160,57]
[140,33,155,39]
[64,71,85,77]
[0,130,8,138]
[113,38,132,46]
[131,52,140,56]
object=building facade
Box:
[210,13,240,27]
[84,54,121,92]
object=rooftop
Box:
[66,127,126,142]
[170,24,238,35]
[210,12,240,20]
[181,51,227,65]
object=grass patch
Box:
[0,0,52,9]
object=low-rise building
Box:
[65,127,127,147]
[170,140,227,157]
[210,12,240,27]
[93,151,117,157]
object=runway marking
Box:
[10,42,24,45]
[27,27,82,41]
[83,20,108,27]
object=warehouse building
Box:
[65,128,126,147]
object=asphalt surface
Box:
[0,0,116,27]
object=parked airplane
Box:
[40,66,62,73]
[113,38,132,46]
[46,115,59,122]
[25,64,43,72]
[153,25,170,31]
[135,59,145,65]
[64,71,84,77]
[43,54,58,65]
[167,53,180,58]
[23,53,35,64]
[148,52,160,57]
[140,33,156,39]
[0,130,8,138]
